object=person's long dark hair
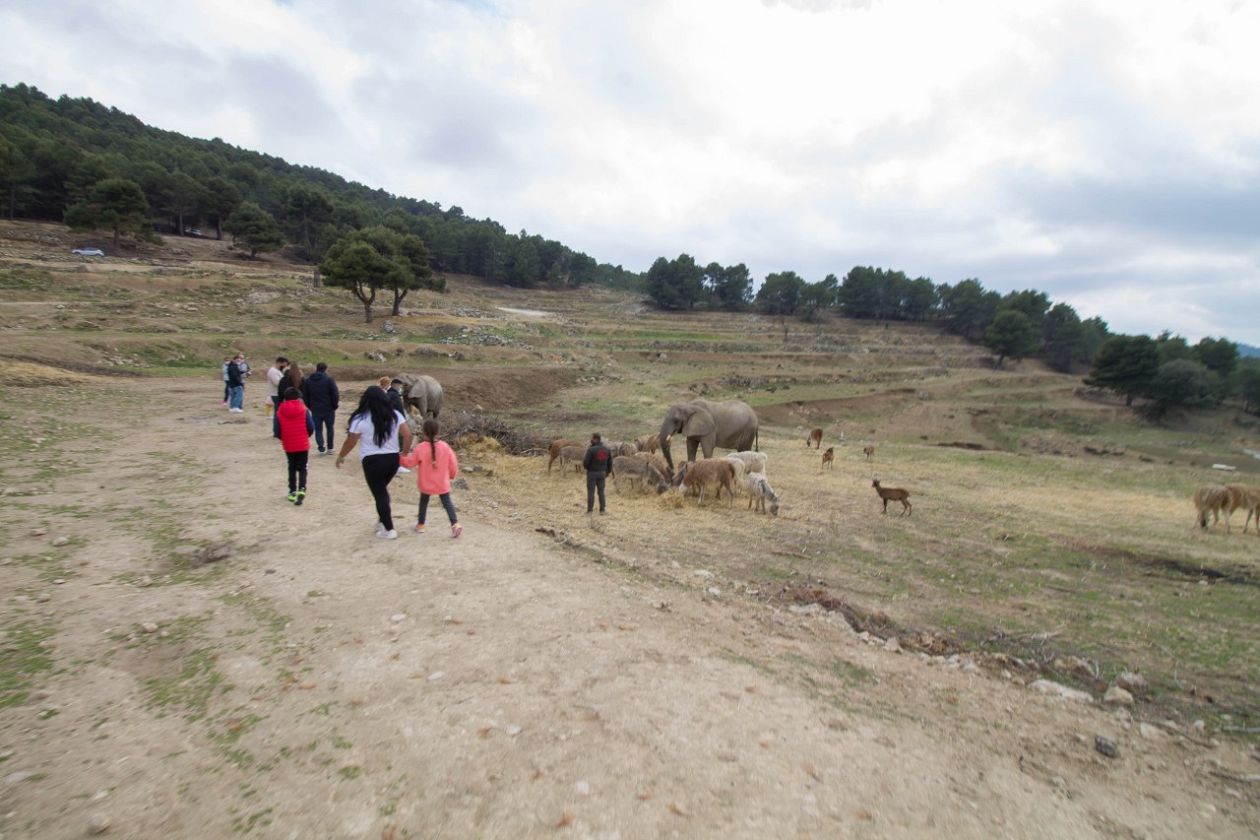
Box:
[422,418,440,468]
[283,363,302,392]
[349,386,397,447]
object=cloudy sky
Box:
[3,0,1259,343]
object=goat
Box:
[863,444,876,462]
[745,472,781,516]
[725,450,768,478]
[607,441,638,456]
[672,459,736,505]
[1224,484,1260,533]
[547,439,582,473]
[1194,484,1232,530]
[806,428,823,449]
[820,446,835,471]
[612,455,670,494]
[872,478,911,516]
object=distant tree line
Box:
[645,254,1259,415]
[0,83,634,305]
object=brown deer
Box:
[863,444,876,462]
[820,447,835,471]
[872,478,911,516]
[806,428,823,449]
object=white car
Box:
[72,247,105,257]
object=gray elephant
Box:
[659,398,759,475]
[396,373,443,418]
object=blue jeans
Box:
[228,385,245,410]
[312,410,336,452]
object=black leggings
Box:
[286,450,309,493]
[418,493,458,526]
[361,453,400,531]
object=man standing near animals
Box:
[582,432,613,515]
[266,357,289,417]
[301,362,340,455]
[225,354,246,412]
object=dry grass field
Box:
[2,219,1259,837]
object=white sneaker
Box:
[397,466,411,474]
[377,529,398,540]
[374,521,386,536]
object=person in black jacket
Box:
[582,432,613,515]
[387,379,406,414]
[301,362,341,455]
[226,354,246,412]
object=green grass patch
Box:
[0,620,56,708]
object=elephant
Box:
[396,373,443,418]
[658,398,759,475]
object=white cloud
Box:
[1,0,1258,342]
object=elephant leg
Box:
[687,439,700,463]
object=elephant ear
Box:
[681,407,715,439]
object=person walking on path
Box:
[276,386,314,505]
[301,362,340,455]
[226,355,246,412]
[266,357,289,416]
[400,418,462,538]
[335,386,412,540]
[582,432,613,515]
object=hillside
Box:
[2,221,1259,837]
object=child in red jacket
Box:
[276,387,314,505]
[399,418,462,537]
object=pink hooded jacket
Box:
[399,438,459,495]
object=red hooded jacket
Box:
[276,397,313,453]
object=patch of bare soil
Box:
[2,377,1258,838]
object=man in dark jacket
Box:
[301,362,341,455]
[226,355,245,412]
[582,432,613,515]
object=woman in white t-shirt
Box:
[335,386,413,539]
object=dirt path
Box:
[1,379,1257,838]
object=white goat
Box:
[726,450,768,478]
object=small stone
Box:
[6,770,33,784]
[427,671,444,681]
[390,613,406,623]
[52,578,66,585]
[574,780,590,796]
[140,622,159,634]
[1050,775,1066,789]
[36,593,51,603]
[505,724,522,736]
[51,537,70,547]
[88,812,111,834]
[1193,719,1206,733]
[1094,735,1119,758]
[694,570,715,579]
[30,528,47,537]
[1138,723,1165,740]
[1030,680,1093,703]
[1103,686,1134,706]
[884,636,902,653]
[706,587,720,598]
[135,576,153,588]
[91,789,109,802]
[788,603,822,616]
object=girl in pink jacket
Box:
[399,418,462,538]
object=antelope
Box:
[820,447,835,471]
[872,478,911,516]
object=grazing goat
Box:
[745,472,781,516]
[872,478,911,516]
[863,444,876,462]
[672,458,737,505]
[607,441,638,456]
[725,450,768,478]
[547,439,582,474]
[806,428,823,449]
[612,455,669,494]
[820,447,835,471]
[1194,484,1232,530]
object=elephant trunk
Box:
[659,419,675,474]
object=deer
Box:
[820,446,835,471]
[806,428,823,449]
[863,444,876,462]
[872,478,911,516]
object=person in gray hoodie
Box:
[301,362,341,454]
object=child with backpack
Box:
[399,418,462,538]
